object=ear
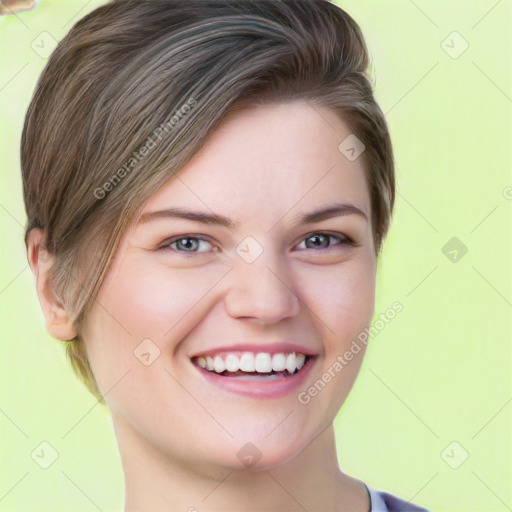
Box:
[26,229,78,341]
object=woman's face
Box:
[83,100,376,470]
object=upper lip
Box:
[190,342,318,358]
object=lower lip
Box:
[193,357,316,399]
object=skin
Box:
[28,100,377,512]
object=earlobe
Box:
[26,229,78,341]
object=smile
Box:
[191,351,315,399]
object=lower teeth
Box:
[214,369,297,378]
[227,373,283,380]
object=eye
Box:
[294,232,354,251]
[158,235,215,256]
[157,232,355,258]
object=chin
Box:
[205,429,312,473]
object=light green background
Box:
[1,1,511,511]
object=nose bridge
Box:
[224,239,300,323]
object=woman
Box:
[22,1,430,510]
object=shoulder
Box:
[365,484,430,512]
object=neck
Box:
[114,416,369,512]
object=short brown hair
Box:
[22,0,395,399]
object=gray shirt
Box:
[364,483,430,512]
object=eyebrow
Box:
[138,202,368,230]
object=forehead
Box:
[138,100,370,229]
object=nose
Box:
[224,251,301,324]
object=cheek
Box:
[295,255,376,343]
[293,260,375,417]
[95,255,231,339]
[82,259,231,390]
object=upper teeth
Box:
[196,352,307,374]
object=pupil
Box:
[178,238,196,251]
[306,234,328,249]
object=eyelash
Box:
[158,232,355,258]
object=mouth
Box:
[191,350,316,399]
